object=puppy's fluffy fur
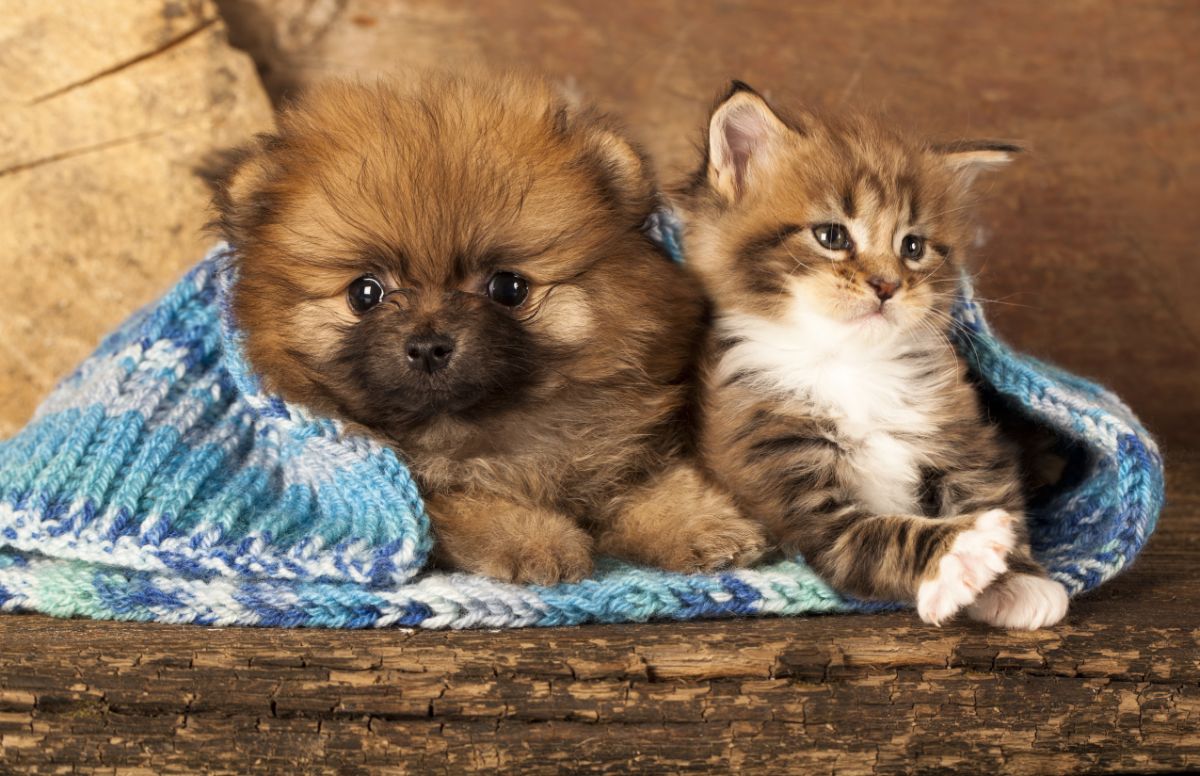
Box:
[207,74,765,584]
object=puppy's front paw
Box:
[917,509,1016,626]
[673,512,768,573]
[432,498,596,586]
[480,521,595,586]
[598,464,766,573]
[966,573,1069,630]
[603,507,767,574]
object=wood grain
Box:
[216,0,1200,449]
[0,451,1196,773]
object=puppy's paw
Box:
[658,511,768,573]
[433,499,596,586]
[917,509,1016,626]
[480,520,595,586]
[967,573,1069,630]
[598,464,766,573]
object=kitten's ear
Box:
[706,81,790,202]
[933,140,1022,187]
[197,133,281,246]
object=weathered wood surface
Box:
[0,0,274,438]
[0,451,1196,773]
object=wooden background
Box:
[2,1,1198,772]
[4,0,1197,453]
[212,0,1200,451]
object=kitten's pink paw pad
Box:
[916,509,1016,626]
[967,573,1069,630]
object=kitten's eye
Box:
[813,223,853,251]
[347,275,385,314]
[486,271,529,308]
[900,234,926,261]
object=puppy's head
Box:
[208,75,698,441]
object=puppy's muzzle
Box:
[405,332,456,374]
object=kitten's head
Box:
[677,81,1018,344]
[208,74,700,442]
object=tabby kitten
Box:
[676,82,1068,629]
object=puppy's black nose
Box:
[405,333,455,374]
[868,276,899,302]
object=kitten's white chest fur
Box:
[717,311,951,515]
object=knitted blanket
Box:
[0,238,1164,628]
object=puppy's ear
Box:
[580,123,656,220]
[931,139,1022,188]
[197,132,281,246]
[705,81,790,203]
[552,99,656,223]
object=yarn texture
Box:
[0,231,1164,629]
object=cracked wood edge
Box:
[0,422,1195,776]
[0,614,1198,774]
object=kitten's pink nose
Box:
[868,276,899,302]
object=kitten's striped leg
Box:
[934,463,1069,630]
[777,502,1017,625]
[717,410,1011,619]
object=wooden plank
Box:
[0,452,1195,772]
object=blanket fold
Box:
[0,242,1165,628]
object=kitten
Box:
[675,82,1068,629]
[207,74,765,585]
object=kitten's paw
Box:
[917,509,1016,626]
[966,573,1069,630]
[479,523,595,586]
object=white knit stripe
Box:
[0,502,417,587]
[372,572,551,628]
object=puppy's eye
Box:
[900,234,926,261]
[813,223,852,251]
[486,271,529,308]
[347,275,385,314]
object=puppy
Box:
[207,74,765,584]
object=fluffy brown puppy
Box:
[207,74,765,584]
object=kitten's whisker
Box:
[925,308,983,369]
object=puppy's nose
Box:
[405,333,455,374]
[868,276,899,302]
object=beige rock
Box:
[0,0,274,436]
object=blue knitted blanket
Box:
[0,239,1164,628]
